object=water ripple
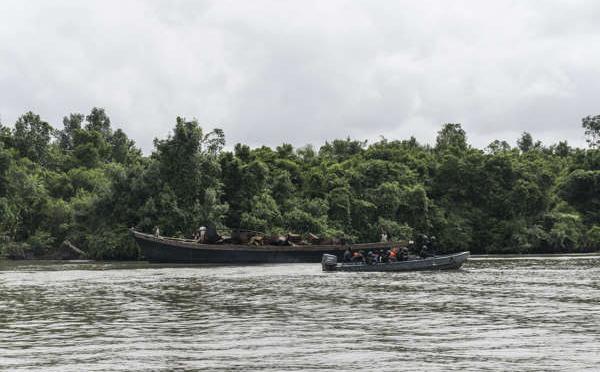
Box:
[0,256,599,371]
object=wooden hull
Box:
[324,251,470,272]
[132,230,409,264]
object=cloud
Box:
[1,0,599,153]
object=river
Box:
[0,255,599,371]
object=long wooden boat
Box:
[321,251,470,272]
[131,230,410,263]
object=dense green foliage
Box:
[1,108,599,259]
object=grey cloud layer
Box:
[1,0,599,152]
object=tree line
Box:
[0,108,599,259]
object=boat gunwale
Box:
[339,251,470,267]
[132,230,409,252]
[334,251,470,271]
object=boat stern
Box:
[321,254,338,271]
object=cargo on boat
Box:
[321,251,470,272]
[131,229,411,264]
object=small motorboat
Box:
[321,251,470,272]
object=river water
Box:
[0,255,599,371]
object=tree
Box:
[517,132,533,153]
[109,129,141,164]
[0,143,10,188]
[276,143,294,160]
[152,117,225,232]
[0,122,12,148]
[486,140,511,154]
[154,117,204,207]
[369,181,402,220]
[85,107,112,141]
[12,112,53,164]
[57,113,84,150]
[558,169,600,224]
[271,170,295,208]
[240,192,282,232]
[220,152,245,227]
[71,129,110,168]
[204,128,226,156]
[296,144,316,163]
[234,143,250,162]
[582,115,600,149]
[553,141,571,157]
[319,137,366,160]
[435,123,467,153]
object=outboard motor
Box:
[321,254,338,272]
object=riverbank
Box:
[0,241,88,261]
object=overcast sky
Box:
[1,0,599,153]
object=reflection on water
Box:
[0,256,599,371]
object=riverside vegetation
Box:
[0,108,599,260]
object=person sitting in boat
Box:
[343,247,352,263]
[399,247,409,261]
[418,234,436,258]
[396,248,403,261]
[429,236,437,255]
[366,251,377,264]
[389,248,398,261]
[379,249,390,263]
[352,250,365,263]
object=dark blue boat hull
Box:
[139,237,344,263]
[132,230,409,264]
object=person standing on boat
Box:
[343,247,352,263]
[199,226,207,242]
[429,236,437,255]
[419,235,435,258]
[154,226,160,238]
[205,223,219,244]
[380,228,388,242]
